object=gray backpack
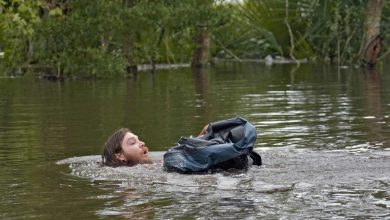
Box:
[163,117,262,173]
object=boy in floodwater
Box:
[102,126,209,167]
[102,128,152,167]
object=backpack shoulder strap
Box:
[249,151,262,166]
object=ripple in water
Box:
[58,149,390,219]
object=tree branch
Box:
[284,0,299,65]
[212,35,242,62]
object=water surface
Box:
[0,63,389,219]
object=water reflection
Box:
[362,68,386,146]
[1,63,390,219]
[192,67,211,124]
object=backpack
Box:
[163,116,262,173]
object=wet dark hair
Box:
[102,128,130,167]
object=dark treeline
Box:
[0,0,388,79]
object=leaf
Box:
[49,8,63,17]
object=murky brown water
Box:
[1,63,389,219]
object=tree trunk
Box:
[123,36,138,75]
[151,27,165,73]
[191,25,210,68]
[360,0,384,68]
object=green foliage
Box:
[122,0,194,64]
[0,0,44,73]
[211,2,281,59]
[32,0,227,78]
[33,0,128,78]
[236,0,316,59]
[380,2,390,58]
[0,0,389,78]
[210,0,322,60]
[304,0,366,63]
[1,0,221,78]
[213,0,379,64]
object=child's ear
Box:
[115,152,126,161]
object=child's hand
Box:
[198,124,209,136]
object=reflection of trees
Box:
[361,68,385,145]
[192,67,209,100]
[192,67,211,126]
[118,190,156,219]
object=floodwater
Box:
[0,63,389,219]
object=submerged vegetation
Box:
[0,0,388,79]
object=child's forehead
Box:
[125,132,138,139]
